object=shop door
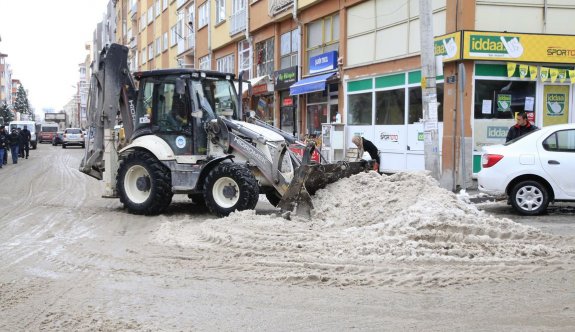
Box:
[542,85,570,126]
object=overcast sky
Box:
[0,0,109,114]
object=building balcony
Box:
[230,8,246,36]
[269,0,293,16]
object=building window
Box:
[131,50,139,70]
[238,39,251,78]
[230,0,247,35]
[215,0,226,24]
[348,92,373,125]
[141,47,147,64]
[199,3,208,28]
[163,32,169,52]
[217,54,235,73]
[140,13,146,31]
[156,37,162,56]
[374,89,404,125]
[163,0,168,11]
[148,44,154,61]
[255,38,274,77]
[306,14,339,74]
[170,24,179,47]
[280,28,299,69]
[147,6,154,25]
[199,55,211,70]
[155,0,161,17]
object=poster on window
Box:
[497,94,512,112]
[543,85,569,126]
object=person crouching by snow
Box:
[351,135,380,171]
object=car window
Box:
[542,129,575,152]
[65,128,82,134]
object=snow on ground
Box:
[154,171,575,288]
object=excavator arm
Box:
[80,44,137,185]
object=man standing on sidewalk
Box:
[8,128,20,164]
[20,125,31,159]
[0,126,8,168]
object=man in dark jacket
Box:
[0,127,8,168]
[20,125,31,159]
[506,111,538,142]
[8,128,21,164]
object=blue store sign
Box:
[309,51,338,74]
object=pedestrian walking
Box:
[20,125,31,159]
[9,128,21,164]
[0,127,9,168]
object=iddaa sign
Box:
[487,126,508,138]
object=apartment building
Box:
[111,0,575,189]
[0,53,12,109]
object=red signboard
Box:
[282,98,293,107]
[252,84,269,95]
[527,111,535,123]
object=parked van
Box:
[39,122,60,143]
[9,120,38,149]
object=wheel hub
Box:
[136,176,151,191]
[222,183,238,199]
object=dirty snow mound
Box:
[154,171,575,288]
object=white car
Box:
[478,123,575,215]
[62,128,85,148]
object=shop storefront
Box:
[460,31,575,173]
[435,31,575,175]
[249,76,274,125]
[274,66,298,136]
[345,71,444,172]
[289,51,340,140]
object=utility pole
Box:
[419,0,440,180]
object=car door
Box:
[153,79,194,156]
[539,128,575,197]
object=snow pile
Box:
[155,171,575,287]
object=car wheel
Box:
[510,180,549,215]
[62,144,66,149]
[204,163,259,217]
[117,151,173,215]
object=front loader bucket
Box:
[278,160,373,218]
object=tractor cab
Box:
[132,70,239,156]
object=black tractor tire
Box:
[265,190,282,207]
[510,180,549,215]
[204,163,259,217]
[117,151,173,215]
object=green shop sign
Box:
[546,93,565,116]
[497,94,512,112]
